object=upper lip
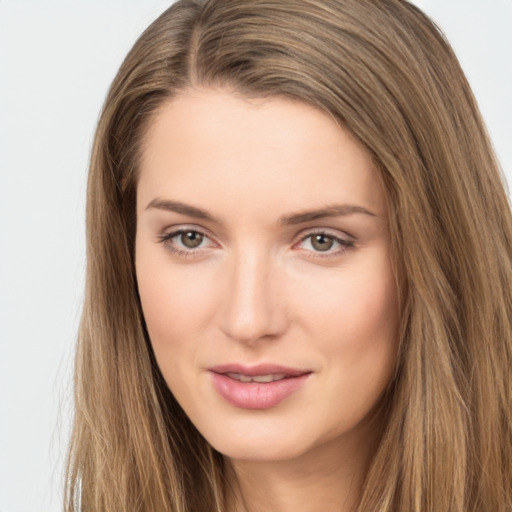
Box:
[209,363,311,377]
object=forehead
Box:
[137,88,387,221]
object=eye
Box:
[308,234,336,252]
[158,228,216,256]
[295,231,354,257]
[177,230,205,249]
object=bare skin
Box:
[225,412,382,512]
[136,88,399,512]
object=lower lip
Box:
[210,372,310,410]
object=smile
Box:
[225,372,289,383]
[209,364,311,409]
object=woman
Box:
[65,0,512,510]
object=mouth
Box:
[209,364,312,409]
[224,372,291,383]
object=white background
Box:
[0,1,510,510]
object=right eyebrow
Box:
[145,198,217,223]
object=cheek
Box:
[294,260,398,344]
[292,255,399,397]
[296,263,399,435]
[135,242,217,362]
[337,273,398,349]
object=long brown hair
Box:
[66,1,512,510]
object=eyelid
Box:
[296,227,355,243]
[315,225,353,236]
[159,224,217,240]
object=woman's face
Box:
[135,89,399,462]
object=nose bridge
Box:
[219,245,286,344]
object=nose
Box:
[218,249,289,345]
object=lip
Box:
[209,364,312,410]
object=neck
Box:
[224,421,380,512]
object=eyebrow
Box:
[280,204,377,225]
[146,198,214,221]
[145,198,378,226]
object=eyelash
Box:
[157,229,215,258]
[157,228,354,259]
[295,230,354,259]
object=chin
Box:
[213,438,310,463]
[198,417,326,463]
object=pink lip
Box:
[209,364,311,410]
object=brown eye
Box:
[311,234,334,251]
[181,231,204,248]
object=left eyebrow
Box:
[279,204,378,226]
